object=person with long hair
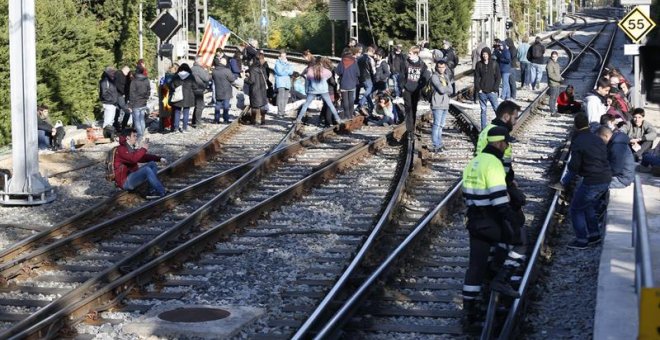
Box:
[296,57,342,125]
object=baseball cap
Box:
[487,126,513,143]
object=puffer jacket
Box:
[608,131,635,187]
[113,135,160,189]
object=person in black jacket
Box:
[441,40,459,95]
[474,47,501,129]
[212,58,237,124]
[551,113,612,249]
[389,44,406,98]
[527,36,546,90]
[357,46,376,115]
[374,48,391,94]
[336,47,361,119]
[191,57,211,128]
[245,61,268,125]
[129,64,151,142]
[402,46,429,132]
[114,66,132,131]
[170,63,196,133]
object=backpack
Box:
[531,44,544,59]
[105,146,118,182]
[421,77,434,102]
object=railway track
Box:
[283,15,616,340]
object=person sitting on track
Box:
[114,128,168,199]
[462,126,527,331]
[557,85,582,114]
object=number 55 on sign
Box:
[618,6,656,43]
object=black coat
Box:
[475,49,501,94]
[568,129,612,185]
[99,72,119,105]
[245,64,269,108]
[129,73,150,109]
[170,72,196,108]
[212,64,237,101]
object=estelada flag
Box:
[197,17,231,67]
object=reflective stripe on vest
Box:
[462,152,509,207]
[476,123,513,173]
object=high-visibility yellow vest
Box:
[476,123,513,174]
[462,151,509,207]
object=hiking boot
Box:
[567,239,589,249]
[491,268,521,298]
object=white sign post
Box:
[618,5,656,108]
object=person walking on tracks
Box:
[527,36,546,91]
[474,47,501,130]
[462,126,527,329]
[113,128,168,199]
[546,51,563,117]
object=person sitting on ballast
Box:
[113,128,168,199]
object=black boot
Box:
[462,299,482,334]
[491,267,521,298]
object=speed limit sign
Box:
[618,6,656,43]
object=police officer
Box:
[462,126,526,328]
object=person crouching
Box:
[114,128,168,199]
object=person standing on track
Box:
[274,50,294,117]
[296,58,342,125]
[527,36,546,91]
[389,43,406,98]
[170,63,196,133]
[517,35,531,89]
[474,47,501,130]
[336,47,361,119]
[462,126,527,330]
[505,37,519,100]
[128,64,151,143]
[550,113,612,249]
[429,60,453,153]
[493,39,512,101]
[546,51,563,117]
[402,46,429,132]
[212,58,237,124]
[191,57,211,128]
[356,46,377,115]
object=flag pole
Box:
[229,32,257,49]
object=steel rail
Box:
[9,119,412,340]
[633,175,654,292]
[488,21,618,340]
[0,116,367,338]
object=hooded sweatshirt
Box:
[336,55,361,90]
[113,135,161,189]
[403,56,428,92]
[474,47,501,94]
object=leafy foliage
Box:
[0,0,158,145]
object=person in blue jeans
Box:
[430,60,453,153]
[493,39,512,100]
[474,47,501,129]
[296,61,342,125]
[113,129,168,199]
[550,113,612,249]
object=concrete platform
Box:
[124,304,264,339]
[593,172,660,339]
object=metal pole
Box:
[1,0,54,205]
[139,1,144,59]
[331,21,336,56]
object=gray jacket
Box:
[430,71,452,110]
[212,64,237,101]
[621,121,657,142]
[128,73,150,109]
[191,62,211,93]
[546,59,562,87]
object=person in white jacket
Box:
[584,77,611,130]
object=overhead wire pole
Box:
[416,0,429,44]
[348,0,358,41]
[1,0,55,206]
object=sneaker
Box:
[567,240,589,249]
[551,112,561,117]
[588,235,602,246]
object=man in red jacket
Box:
[113,128,168,198]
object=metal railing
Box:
[632,175,654,293]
